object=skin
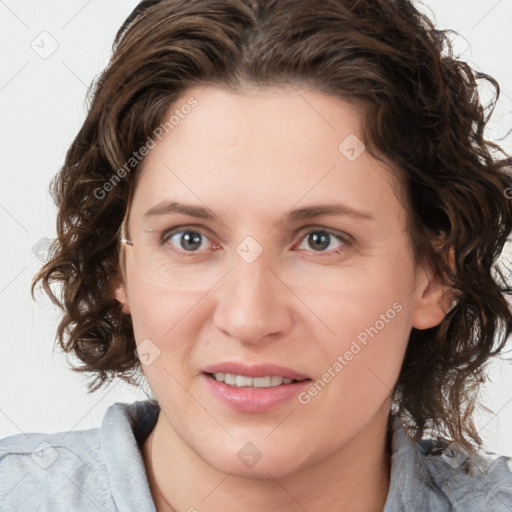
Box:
[115,84,452,512]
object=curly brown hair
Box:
[32,0,512,452]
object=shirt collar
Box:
[383,413,441,511]
[100,399,160,512]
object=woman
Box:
[1,0,512,510]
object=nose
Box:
[212,250,293,346]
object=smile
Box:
[209,372,302,388]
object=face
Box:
[116,84,448,478]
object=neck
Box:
[142,403,392,512]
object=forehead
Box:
[130,84,406,230]
[156,84,365,164]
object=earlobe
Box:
[112,279,131,314]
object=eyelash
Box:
[159,226,352,257]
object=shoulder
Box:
[420,440,512,511]
[0,426,115,511]
[0,399,158,511]
[387,415,512,511]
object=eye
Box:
[162,228,212,253]
[295,229,349,254]
[159,226,350,256]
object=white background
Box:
[1,0,511,455]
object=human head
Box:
[33,0,512,453]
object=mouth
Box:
[205,372,310,388]
[201,366,313,413]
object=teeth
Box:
[253,376,272,387]
[224,373,236,386]
[211,372,295,388]
[271,375,285,386]
[236,375,253,387]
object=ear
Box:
[411,247,456,330]
[111,275,131,314]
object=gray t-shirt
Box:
[1,400,511,511]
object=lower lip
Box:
[203,373,311,413]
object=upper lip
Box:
[203,362,311,380]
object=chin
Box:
[201,442,312,480]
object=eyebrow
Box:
[143,201,375,222]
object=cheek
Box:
[305,251,415,396]
[125,274,183,357]
[316,291,411,381]
[125,266,210,365]
[308,255,414,347]
[126,277,203,397]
